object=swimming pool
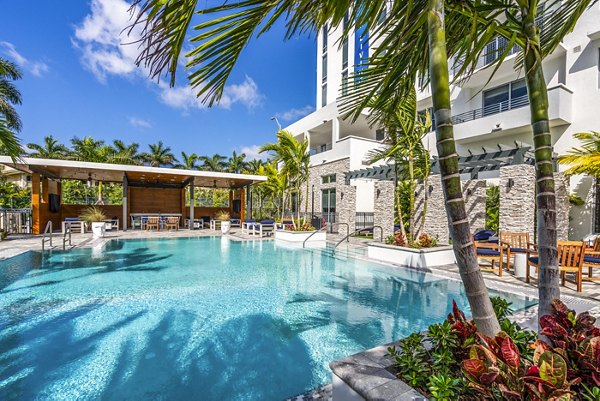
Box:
[0,237,536,400]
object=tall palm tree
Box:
[199,154,227,172]
[108,140,141,165]
[70,136,110,163]
[0,58,23,132]
[260,161,288,219]
[128,0,500,335]
[142,141,176,167]
[176,151,199,170]
[227,151,248,174]
[245,159,264,174]
[558,132,600,177]
[447,0,597,323]
[27,135,70,159]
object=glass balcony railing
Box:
[451,95,530,124]
[309,144,333,155]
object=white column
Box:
[122,175,128,231]
[332,118,340,143]
[189,184,195,230]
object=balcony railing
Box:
[451,95,530,125]
[309,144,333,155]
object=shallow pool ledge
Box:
[329,343,426,401]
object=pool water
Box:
[0,237,536,400]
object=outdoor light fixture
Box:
[428,185,434,193]
[507,178,515,188]
[466,188,473,196]
[376,188,381,198]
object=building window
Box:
[321,83,327,107]
[482,79,527,116]
[322,24,328,51]
[378,4,387,25]
[375,128,385,141]
[322,53,328,83]
[484,35,519,66]
[322,174,336,184]
[322,188,336,223]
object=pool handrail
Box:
[63,221,72,250]
[42,220,52,251]
[302,223,329,248]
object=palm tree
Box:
[366,88,432,245]
[27,135,70,159]
[108,140,141,165]
[260,161,288,219]
[199,154,227,172]
[70,136,110,163]
[175,151,199,170]
[558,132,600,177]
[142,141,176,167]
[0,58,23,132]
[446,0,596,323]
[245,159,264,174]
[128,0,500,335]
[227,151,248,174]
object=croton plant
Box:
[388,298,600,400]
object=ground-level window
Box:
[322,174,336,184]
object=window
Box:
[341,70,348,96]
[321,83,327,107]
[378,4,387,25]
[375,128,385,141]
[322,174,336,184]
[482,79,528,116]
[322,188,336,223]
[322,25,328,51]
[484,36,519,66]
[322,53,328,83]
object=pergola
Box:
[0,157,266,234]
[345,146,537,182]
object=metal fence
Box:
[0,208,32,234]
[355,212,374,231]
[451,95,529,125]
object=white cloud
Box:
[74,0,265,110]
[276,105,314,122]
[0,42,49,77]
[128,116,152,129]
[240,145,269,161]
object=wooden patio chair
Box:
[164,216,179,231]
[499,231,534,272]
[474,240,504,276]
[146,216,160,231]
[527,240,586,292]
[583,237,600,284]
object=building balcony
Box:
[452,85,573,142]
[309,136,384,169]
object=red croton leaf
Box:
[540,315,569,339]
[500,336,521,369]
[498,384,522,400]
[463,359,485,378]
[480,370,499,386]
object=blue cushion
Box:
[65,217,80,221]
[584,256,600,264]
[244,219,256,223]
[282,220,293,225]
[528,256,539,265]
[510,247,527,253]
[260,219,275,224]
[477,248,500,256]
[474,230,496,241]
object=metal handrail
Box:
[334,227,365,250]
[333,222,349,235]
[302,223,329,248]
[63,222,72,250]
[41,221,52,251]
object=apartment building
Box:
[284,5,600,239]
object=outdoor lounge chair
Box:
[251,219,275,237]
[583,237,600,284]
[499,231,533,272]
[474,240,504,276]
[164,216,179,231]
[146,216,160,231]
[241,219,256,234]
[527,240,586,292]
[230,218,241,228]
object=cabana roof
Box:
[0,156,266,189]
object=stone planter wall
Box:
[367,242,455,268]
[274,230,326,242]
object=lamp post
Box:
[311,184,315,217]
[270,116,282,130]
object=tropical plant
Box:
[0,119,22,159]
[258,161,287,219]
[0,57,23,132]
[108,140,141,165]
[227,151,247,174]
[70,136,109,163]
[27,135,70,159]
[199,153,226,172]
[127,0,500,335]
[0,176,30,208]
[486,185,500,231]
[80,206,107,223]
[558,132,600,177]
[175,151,199,170]
[142,141,176,167]
[216,210,230,221]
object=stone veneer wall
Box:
[373,180,395,240]
[499,165,536,240]
[554,172,570,241]
[338,185,356,236]
[420,175,451,245]
[463,179,487,232]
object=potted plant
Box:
[80,206,107,238]
[217,211,231,234]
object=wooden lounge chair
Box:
[583,237,600,284]
[146,216,160,231]
[499,231,533,272]
[474,240,504,276]
[164,216,179,231]
[527,240,586,292]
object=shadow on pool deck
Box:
[100,311,316,401]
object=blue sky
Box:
[0,0,317,161]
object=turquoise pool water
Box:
[0,237,536,400]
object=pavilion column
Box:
[240,188,246,222]
[246,184,252,220]
[332,118,340,144]
[32,173,41,234]
[122,175,128,231]
[189,184,195,230]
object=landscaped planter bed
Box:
[274,230,326,242]
[367,242,455,268]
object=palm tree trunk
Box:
[408,153,416,244]
[428,0,500,336]
[418,174,429,236]
[522,9,560,321]
[394,165,407,240]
